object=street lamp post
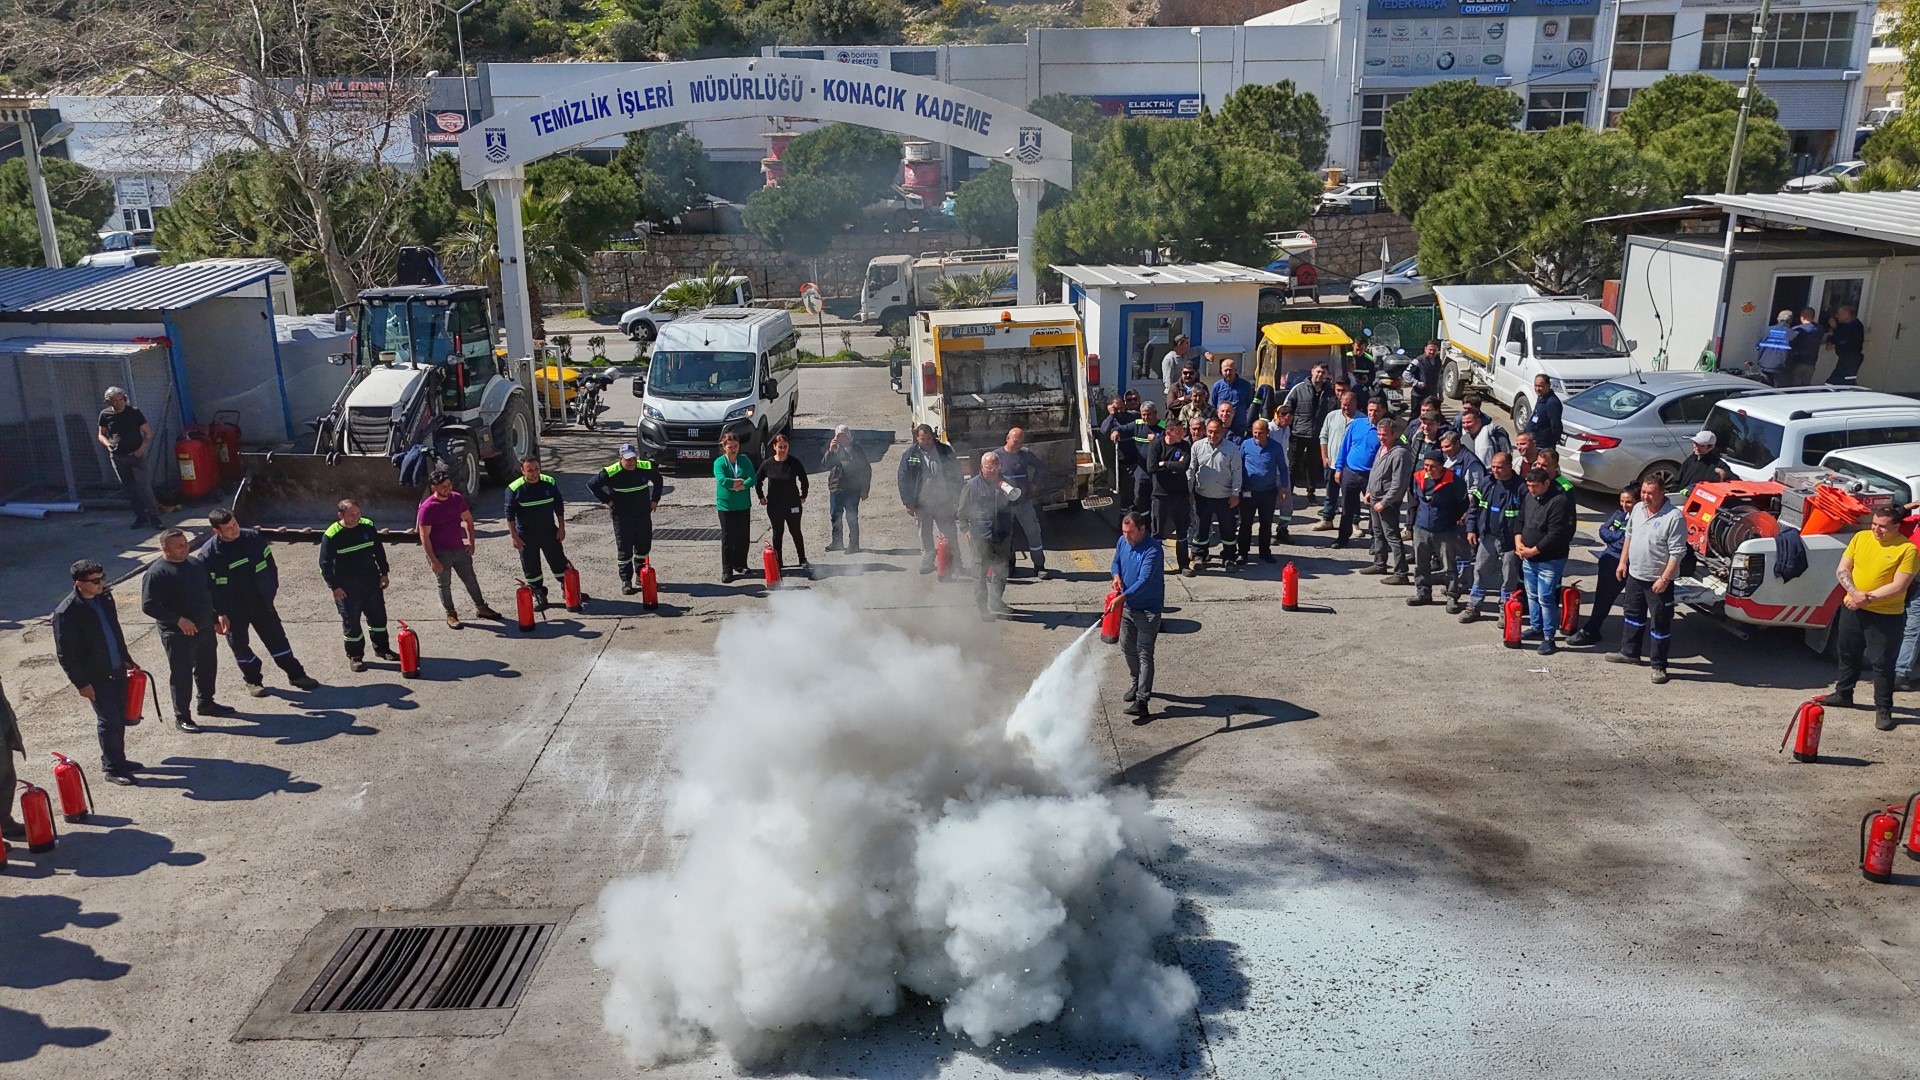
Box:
[419,69,440,166]
[440,0,481,126]
[1190,27,1204,114]
[0,98,63,268]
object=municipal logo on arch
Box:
[1016,126,1043,165]
[484,128,509,163]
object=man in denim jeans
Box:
[1110,511,1165,719]
[1516,467,1575,656]
[822,425,871,554]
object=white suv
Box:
[1700,387,1920,481]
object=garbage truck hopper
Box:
[232,451,425,542]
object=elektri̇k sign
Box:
[459,56,1073,190]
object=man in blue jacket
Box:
[1525,374,1563,449]
[1209,357,1257,438]
[1408,450,1470,609]
[1461,451,1526,623]
[1237,417,1290,562]
[1109,510,1165,719]
[1332,397,1386,549]
[1568,484,1638,647]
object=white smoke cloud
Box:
[592,592,1197,1067]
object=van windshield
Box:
[648,350,756,399]
[1532,320,1628,359]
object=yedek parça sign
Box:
[460,56,1074,189]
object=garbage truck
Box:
[858,247,1019,325]
[232,260,539,541]
[889,304,1106,509]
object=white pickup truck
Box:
[1434,284,1640,422]
[1694,444,1920,653]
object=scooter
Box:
[572,371,617,430]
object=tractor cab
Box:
[343,286,504,414]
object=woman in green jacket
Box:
[714,433,757,581]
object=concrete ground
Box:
[3,369,1919,1079]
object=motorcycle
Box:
[572,370,617,430]
[1358,326,1412,416]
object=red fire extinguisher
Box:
[396,621,420,679]
[1502,591,1525,648]
[1558,581,1583,634]
[1904,791,1920,861]
[18,781,56,853]
[1101,588,1123,643]
[208,410,244,480]
[174,430,219,501]
[1281,561,1300,612]
[762,543,782,587]
[1779,699,1825,763]
[639,558,658,610]
[935,535,953,578]
[49,752,91,822]
[562,564,583,612]
[1862,804,1903,883]
[515,581,536,633]
[125,667,151,726]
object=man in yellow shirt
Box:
[1822,505,1918,730]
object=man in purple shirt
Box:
[417,469,502,628]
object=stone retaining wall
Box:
[1305,210,1420,287]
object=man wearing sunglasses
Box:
[52,559,143,785]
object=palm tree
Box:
[651,262,743,315]
[930,266,1015,309]
[443,187,593,340]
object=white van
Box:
[634,307,800,464]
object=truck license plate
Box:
[677,449,712,460]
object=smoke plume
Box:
[592,592,1197,1066]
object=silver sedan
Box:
[1558,371,1760,492]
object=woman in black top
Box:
[756,433,811,570]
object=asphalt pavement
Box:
[3,368,1919,1079]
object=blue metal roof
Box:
[0,259,286,314]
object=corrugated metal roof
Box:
[0,337,166,358]
[1688,192,1920,248]
[0,258,286,314]
[0,266,130,311]
[1053,261,1288,288]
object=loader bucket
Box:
[232,451,424,542]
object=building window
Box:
[1700,12,1857,70]
[1525,91,1589,130]
[1605,87,1638,127]
[1612,14,1673,71]
[1358,91,1410,179]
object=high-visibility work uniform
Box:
[587,458,664,587]
[201,528,312,688]
[505,472,569,601]
[318,518,391,660]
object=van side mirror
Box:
[762,378,778,401]
[1626,339,1639,352]
[333,307,349,333]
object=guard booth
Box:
[1057,261,1286,412]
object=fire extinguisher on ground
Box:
[639,558,659,609]
[1904,791,1920,862]
[516,581,537,633]
[1559,581,1583,634]
[50,753,91,822]
[935,536,953,578]
[1281,562,1300,612]
[1862,804,1903,883]
[762,543,782,587]
[563,565,584,612]
[396,621,420,679]
[18,781,57,853]
[1502,591,1525,648]
[1779,700,1824,763]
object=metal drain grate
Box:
[654,526,724,542]
[295,923,551,1013]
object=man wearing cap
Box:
[1674,430,1731,496]
[589,444,664,595]
[97,386,164,529]
[1168,365,1209,429]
